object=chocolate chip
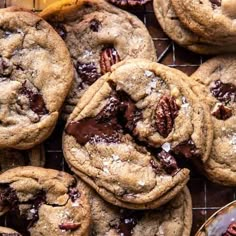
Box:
[150,159,161,174]
[209,0,221,9]
[66,88,141,145]
[117,91,141,132]
[50,22,67,40]
[100,47,120,74]
[0,186,18,210]
[20,82,48,116]
[76,61,101,86]
[108,0,151,6]
[155,95,180,138]
[66,96,122,145]
[110,209,143,236]
[68,186,80,202]
[89,19,101,32]
[59,222,80,231]
[26,191,46,228]
[210,80,236,104]
[222,222,236,236]
[212,104,232,120]
[173,139,200,159]
[157,150,179,175]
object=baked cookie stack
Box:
[1,0,235,234]
[0,0,195,235]
[154,0,236,54]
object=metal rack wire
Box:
[1,0,236,235]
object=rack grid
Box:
[1,0,236,235]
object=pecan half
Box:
[212,103,232,120]
[155,95,180,138]
[100,47,120,74]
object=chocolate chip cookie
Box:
[40,0,156,119]
[191,55,236,186]
[0,7,73,149]
[90,187,192,236]
[171,0,236,44]
[153,0,236,54]
[0,145,45,173]
[0,227,21,235]
[0,166,91,235]
[63,59,213,209]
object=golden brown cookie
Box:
[62,59,212,209]
[90,187,192,236]
[191,55,236,186]
[0,167,91,236]
[153,0,236,54]
[40,0,156,120]
[0,8,73,149]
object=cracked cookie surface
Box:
[0,8,73,149]
[90,187,192,236]
[63,59,212,209]
[153,0,236,54]
[0,145,45,173]
[40,0,156,120]
[191,55,236,186]
[0,166,91,236]
[171,0,236,44]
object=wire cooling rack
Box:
[1,0,236,235]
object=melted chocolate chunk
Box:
[210,0,221,8]
[68,186,80,202]
[173,139,200,159]
[110,209,143,236]
[89,19,101,32]
[20,82,48,116]
[210,80,236,104]
[212,104,232,120]
[76,61,101,86]
[26,191,46,228]
[150,159,161,174]
[0,186,18,210]
[66,96,122,144]
[66,89,141,145]
[51,22,67,40]
[222,222,236,236]
[117,91,142,132]
[158,150,179,175]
